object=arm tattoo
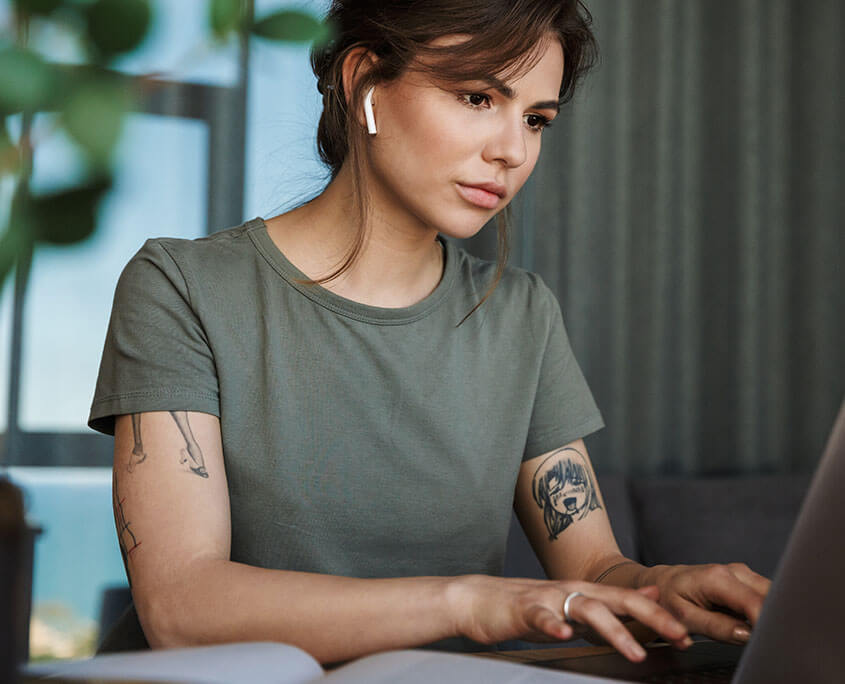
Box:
[125,411,209,478]
[128,413,147,472]
[593,560,638,583]
[113,471,141,581]
[532,447,602,540]
[169,410,208,478]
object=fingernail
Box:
[630,643,646,660]
[682,636,694,648]
[732,626,751,643]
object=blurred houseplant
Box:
[0,0,329,670]
[0,0,330,300]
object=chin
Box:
[435,211,501,241]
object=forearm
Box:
[584,554,671,589]
[138,558,459,664]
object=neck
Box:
[265,164,444,308]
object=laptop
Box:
[531,400,845,683]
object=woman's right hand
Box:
[449,575,692,662]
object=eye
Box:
[525,113,553,132]
[458,92,492,108]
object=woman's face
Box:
[364,36,564,240]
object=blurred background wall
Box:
[471,0,843,476]
[0,0,842,658]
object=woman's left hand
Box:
[643,563,771,644]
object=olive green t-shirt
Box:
[89,217,603,644]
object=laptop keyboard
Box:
[641,663,735,683]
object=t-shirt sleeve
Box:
[88,239,220,436]
[522,280,604,461]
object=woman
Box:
[89,0,769,665]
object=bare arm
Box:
[114,411,469,663]
[513,439,633,583]
[115,414,687,664]
[514,439,770,646]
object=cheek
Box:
[378,94,476,166]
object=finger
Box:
[526,604,573,642]
[599,586,689,647]
[700,567,767,626]
[566,596,647,662]
[669,599,751,645]
[637,585,660,601]
[727,562,772,597]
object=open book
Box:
[24,641,612,683]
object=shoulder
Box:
[450,242,559,321]
[137,219,260,269]
[120,219,263,294]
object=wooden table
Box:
[477,644,620,664]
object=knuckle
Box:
[673,601,691,623]
[708,564,733,581]
[619,594,639,614]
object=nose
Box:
[482,117,527,168]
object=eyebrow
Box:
[483,76,561,114]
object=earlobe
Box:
[364,86,377,135]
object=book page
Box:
[322,649,617,683]
[22,641,325,684]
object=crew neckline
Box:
[247,216,458,325]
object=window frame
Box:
[2,30,250,468]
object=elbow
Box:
[135,590,197,649]
[133,558,227,649]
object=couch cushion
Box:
[629,475,811,578]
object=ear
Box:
[341,46,378,128]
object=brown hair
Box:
[309,0,598,321]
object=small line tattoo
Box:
[169,410,209,478]
[593,560,638,584]
[532,447,601,540]
[113,473,141,578]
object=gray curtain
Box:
[467,0,843,475]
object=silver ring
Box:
[563,591,585,623]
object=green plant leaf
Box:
[0,46,57,114]
[0,119,20,175]
[251,9,329,44]
[84,0,152,59]
[28,175,113,245]
[60,76,133,164]
[11,0,64,16]
[209,0,243,40]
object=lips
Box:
[456,181,507,209]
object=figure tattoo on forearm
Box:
[126,411,209,478]
[168,410,209,478]
[128,413,147,471]
[532,446,601,540]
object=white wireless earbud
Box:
[364,86,377,135]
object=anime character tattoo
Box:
[126,411,208,478]
[532,446,602,540]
